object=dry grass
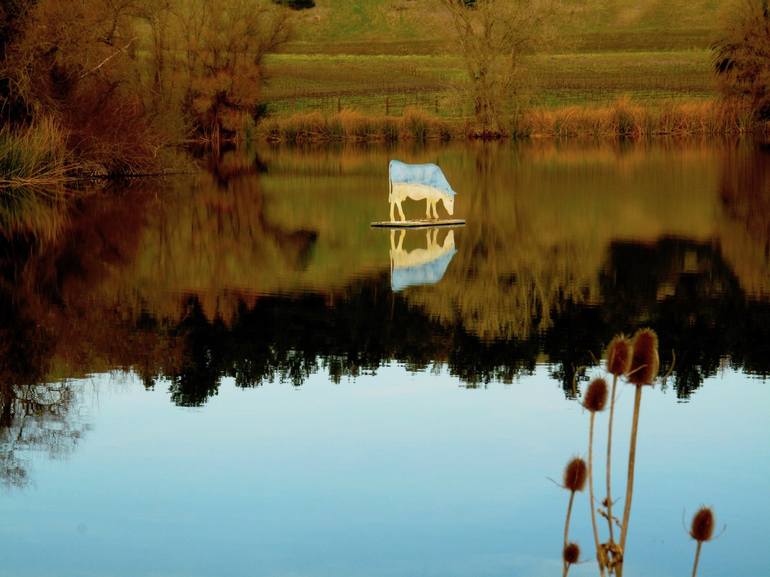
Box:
[259,106,457,143]
[260,98,764,144]
[518,98,761,138]
[0,118,78,191]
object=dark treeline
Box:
[2,233,769,410]
[155,236,770,406]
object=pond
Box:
[0,141,768,577]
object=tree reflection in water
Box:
[0,296,86,488]
[0,142,769,486]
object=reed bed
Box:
[0,119,78,191]
[259,107,458,144]
[518,98,761,138]
[260,99,764,144]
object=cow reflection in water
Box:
[389,228,458,292]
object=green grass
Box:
[0,119,75,190]
[289,0,722,47]
[260,1,725,118]
[263,49,716,116]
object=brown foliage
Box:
[713,0,770,121]
[179,0,292,142]
[3,0,161,174]
[440,0,557,136]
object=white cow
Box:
[389,160,456,221]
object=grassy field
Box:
[263,50,715,116]
[260,0,723,118]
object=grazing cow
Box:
[388,160,456,221]
[390,229,457,292]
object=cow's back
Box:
[389,160,455,197]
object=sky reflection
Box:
[1,366,767,577]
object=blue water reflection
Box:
[1,367,767,577]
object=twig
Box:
[80,37,138,79]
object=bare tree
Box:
[439,0,556,136]
[713,0,770,120]
[179,0,293,144]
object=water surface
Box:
[1,141,768,577]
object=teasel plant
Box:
[689,507,717,577]
[605,327,662,577]
[582,377,609,576]
[600,335,632,572]
[619,329,660,544]
[561,457,587,577]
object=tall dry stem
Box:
[588,411,606,576]
[606,373,619,543]
[563,490,575,577]
[691,541,703,577]
[619,384,644,554]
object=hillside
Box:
[283,0,723,53]
[263,1,725,116]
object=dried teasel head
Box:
[583,378,608,412]
[628,328,660,385]
[690,507,715,542]
[563,457,587,493]
[563,542,580,565]
[606,335,632,376]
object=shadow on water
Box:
[1,140,770,477]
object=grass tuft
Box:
[0,119,77,190]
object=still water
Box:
[0,141,768,577]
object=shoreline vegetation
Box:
[258,98,764,144]
[2,0,770,186]
[1,98,764,190]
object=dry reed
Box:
[0,118,77,190]
[517,98,763,139]
[259,106,457,144]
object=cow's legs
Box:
[396,229,405,250]
[390,202,395,222]
[426,199,432,219]
[432,200,440,219]
[397,201,406,221]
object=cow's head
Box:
[441,194,454,216]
